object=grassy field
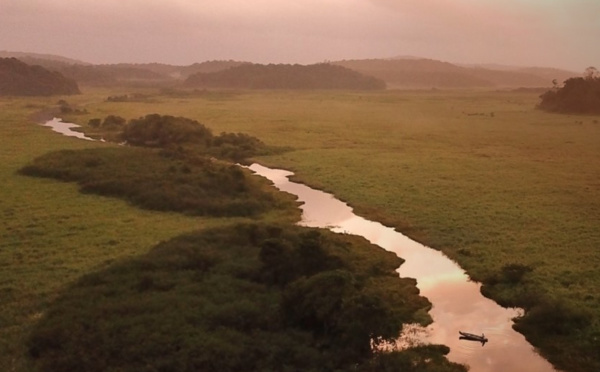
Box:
[2,88,599,371]
[0,95,297,371]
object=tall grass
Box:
[0,95,297,371]
[2,88,599,371]
[61,88,600,371]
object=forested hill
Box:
[333,59,577,89]
[184,63,386,90]
[0,58,80,96]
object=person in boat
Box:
[459,331,488,345]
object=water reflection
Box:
[249,163,557,372]
[41,119,556,372]
[42,118,97,141]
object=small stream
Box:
[42,118,97,141]
[42,119,557,372]
[248,163,557,372]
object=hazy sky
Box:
[1,0,598,70]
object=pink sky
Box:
[1,0,598,70]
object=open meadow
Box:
[1,88,599,371]
[0,95,298,371]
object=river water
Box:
[248,163,557,372]
[41,119,557,372]
[42,118,97,141]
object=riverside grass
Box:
[2,88,599,371]
[0,96,298,371]
[64,88,600,372]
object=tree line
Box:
[184,63,386,90]
[538,67,600,114]
[0,58,80,96]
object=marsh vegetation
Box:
[1,87,599,372]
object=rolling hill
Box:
[333,58,578,89]
[0,57,80,96]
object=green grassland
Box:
[61,88,599,371]
[1,88,599,371]
[0,96,299,371]
[28,223,463,372]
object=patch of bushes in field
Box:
[27,223,466,372]
[19,146,290,217]
[84,113,281,162]
[481,263,599,372]
[538,68,600,114]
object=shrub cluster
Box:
[19,147,286,217]
[538,73,600,114]
[114,114,271,162]
[27,223,465,372]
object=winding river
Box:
[43,119,557,372]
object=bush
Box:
[514,298,592,336]
[121,114,213,147]
[27,223,460,372]
[538,74,600,114]
[19,147,287,217]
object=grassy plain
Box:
[0,95,296,371]
[65,87,600,371]
[1,88,599,371]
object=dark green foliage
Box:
[512,298,599,372]
[209,131,268,161]
[500,263,533,284]
[0,58,80,96]
[484,263,534,287]
[27,223,460,372]
[184,63,386,90]
[115,114,273,162]
[101,114,126,128]
[87,118,101,127]
[514,298,592,337]
[538,75,600,114]
[19,147,285,217]
[122,114,213,147]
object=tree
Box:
[584,66,599,80]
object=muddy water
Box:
[248,163,557,372]
[42,119,556,371]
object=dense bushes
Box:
[83,113,273,161]
[538,72,600,114]
[27,223,464,372]
[19,147,289,217]
[122,114,213,147]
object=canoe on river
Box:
[459,331,488,344]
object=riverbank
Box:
[4,88,599,372]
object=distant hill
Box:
[120,60,249,79]
[1,51,580,90]
[0,51,90,66]
[333,59,578,89]
[184,63,386,90]
[0,57,80,96]
[1,52,248,86]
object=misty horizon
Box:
[2,1,598,72]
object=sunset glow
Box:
[1,0,598,71]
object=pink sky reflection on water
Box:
[249,163,557,372]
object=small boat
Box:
[459,331,488,345]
